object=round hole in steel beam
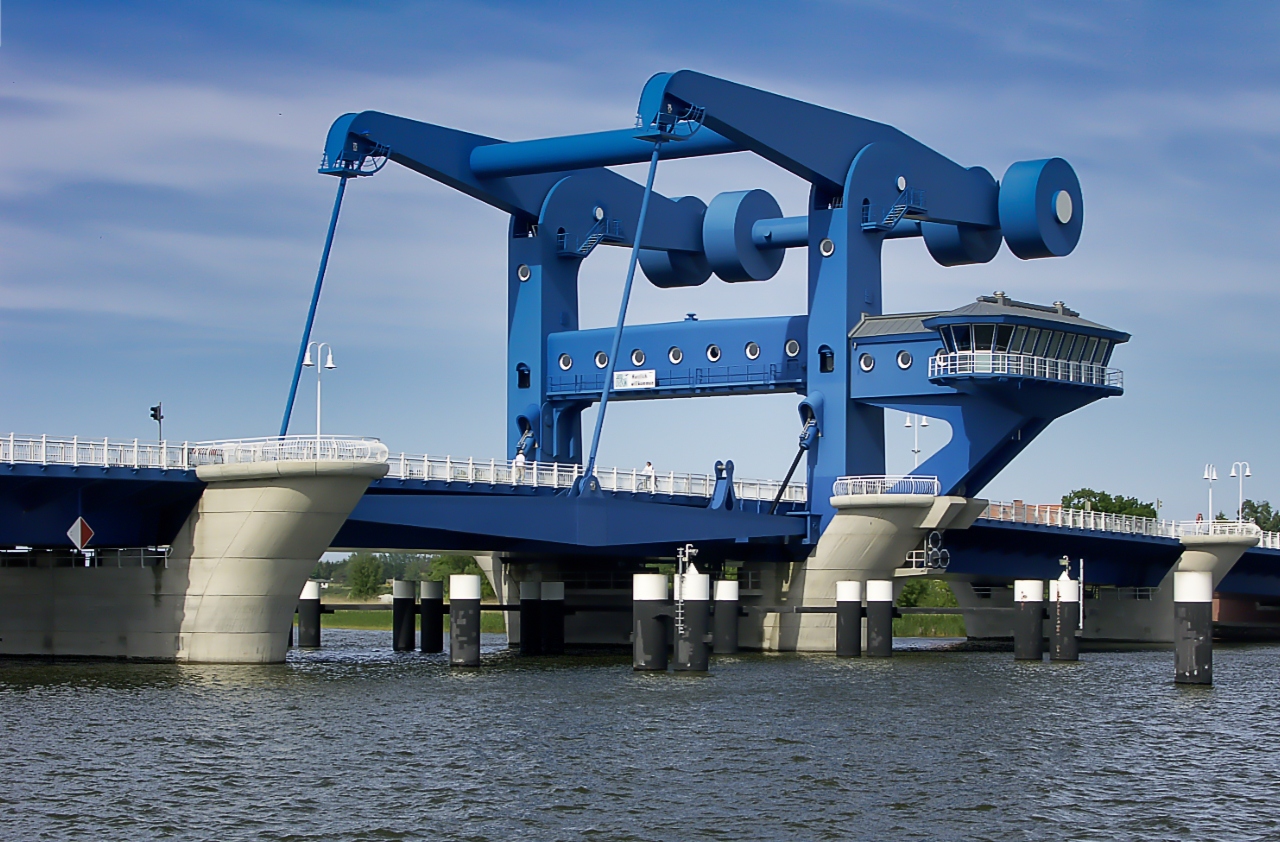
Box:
[897,350,913,370]
[819,238,836,257]
[594,351,608,368]
[630,349,646,367]
[745,341,761,360]
[706,344,722,363]
[516,264,531,282]
[859,353,875,372]
[785,339,801,358]
[668,346,684,365]
[558,353,573,371]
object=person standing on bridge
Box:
[641,461,655,493]
[514,451,526,484]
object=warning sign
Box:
[67,517,94,550]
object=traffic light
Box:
[149,404,163,422]
[150,402,163,442]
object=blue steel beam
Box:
[469,127,740,179]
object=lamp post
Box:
[302,342,336,455]
[1230,461,1252,522]
[904,413,929,469]
[1203,463,1218,523]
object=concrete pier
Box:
[419,580,443,653]
[392,579,416,651]
[449,574,482,667]
[540,581,565,655]
[674,571,710,672]
[632,573,669,671]
[712,579,739,655]
[1013,579,1045,660]
[1049,574,1080,661]
[518,581,542,655]
[866,579,894,657]
[1174,570,1213,685]
[297,580,322,648]
[835,580,862,657]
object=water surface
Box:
[2,632,1278,841]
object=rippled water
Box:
[3,632,1279,841]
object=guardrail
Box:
[832,475,941,496]
[928,352,1123,389]
[383,453,809,503]
[979,501,1272,542]
[1,434,389,470]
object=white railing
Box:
[980,501,1273,543]
[382,453,809,503]
[929,352,1123,389]
[832,475,941,496]
[0,434,389,470]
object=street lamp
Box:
[302,342,336,453]
[1230,461,1252,522]
[904,413,929,469]
[1203,463,1218,522]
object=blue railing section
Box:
[547,360,805,398]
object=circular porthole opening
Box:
[819,238,836,257]
[706,344,722,363]
[745,341,761,361]
[668,346,683,365]
[785,339,801,358]
[859,353,875,372]
[516,264,531,282]
[558,353,573,371]
[630,349,646,367]
[896,350,913,370]
[594,351,609,369]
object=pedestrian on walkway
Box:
[514,451,526,484]
[641,460,655,493]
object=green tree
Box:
[347,553,386,600]
[897,578,958,608]
[427,554,495,599]
[1241,499,1280,531]
[1061,488,1157,518]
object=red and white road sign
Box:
[67,517,94,550]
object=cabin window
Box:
[1096,339,1110,364]
[1024,328,1041,356]
[1045,331,1065,359]
[1058,333,1076,361]
[973,324,995,351]
[1031,328,1049,356]
[1010,325,1028,354]
[1070,336,1088,363]
[994,325,1014,353]
[1082,336,1099,364]
[951,324,971,352]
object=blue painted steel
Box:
[999,158,1083,259]
[280,176,347,437]
[751,215,809,249]
[577,144,662,493]
[703,190,785,281]
[469,127,739,179]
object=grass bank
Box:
[893,614,966,637]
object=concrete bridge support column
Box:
[632,573,669,671]
[297,580,322,648]
[1049,574,1080,662]
[419,580,443,653]
[449,574,482,667]
[540,582,565,655]
[835,580,862,657]
[1013,580,1045,661]
[866,579,894,657]
[392,579,416,651]
[674,571,710,672]
[1174,570,1213,685]
[518,581,542,655]
[713,579,740,655]
[174,460,387,663]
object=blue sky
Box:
[2,1,1279,518]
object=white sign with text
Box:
[613,370,656,390]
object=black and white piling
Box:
[1013,579,1045,661]
[449,573,482,667]
[1048,573,1080,662]
[540,582,565,655]
[392,579,416,651]
[836,580,863,657]
[632,573,669,671]
[1174,570,1213,685]
[297,580,322,648]
[674,571,711,672]
[866,579,894,657]
[518,581,542,655]
[712,579,739,655]
[419,580,444,653]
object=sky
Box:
[2,1,1279,520]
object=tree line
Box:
[1061,488,1280,529]
[313,552,496,601]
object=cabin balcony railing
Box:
[832,475,941,496]
[928,352,1123,389]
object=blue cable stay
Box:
[280,176,349,437]
[572,142,662,495]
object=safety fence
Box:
[0,434,390,470]
[832,475,942,496]
[928,352,1123,389]
[979,501,1275,544]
